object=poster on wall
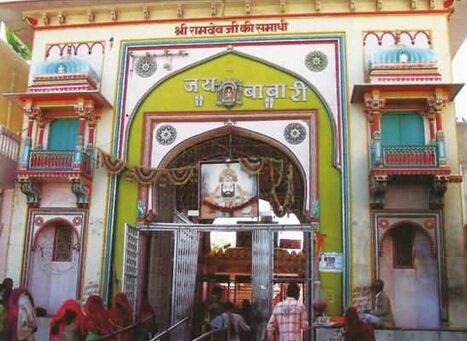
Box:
[199,161,258,220]
[319,252,343,272]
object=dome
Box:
[369,45,437,65]
[34,56,100,80]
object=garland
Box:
[97,150,295,215]
[202,196,258,213]
[165,166,196,185]
[269,164,294,217]
[98,148,126,174]
[239,157,265,175]
[133,166,159,185]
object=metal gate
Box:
[171,228,200,341]
[122,223,139,314]
[123,222,316,341]
[252,229,274,340]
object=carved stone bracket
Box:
[70,177,89,208]
[364,92,385,112]
[429,175,448,209]
[369,174,387,209]
[18,176,40,206]
[427,95,447,114]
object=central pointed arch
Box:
[156,124,308,220]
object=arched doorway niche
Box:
[378,219,441,328]
[153,124,307,222]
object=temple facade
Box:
[1,0,466,339]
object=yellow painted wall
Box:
[0,40,29,134]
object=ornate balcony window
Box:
[352,43,463,208]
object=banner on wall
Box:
[199,161,258,219]
[319,252,343,272]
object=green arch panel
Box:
[113,51,343,314]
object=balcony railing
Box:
[381,145,437,168]
[0,125,21,187]
[26,149,92,176]
[0,125,20,162]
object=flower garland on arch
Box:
[202,196,258,213]
[97,149,197,186]
[267,163,295,217]
[97,150,296,215]
[239,157,265,175]
[97,148,126,174]
[240,157,295,216]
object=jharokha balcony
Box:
[16,149,93,207]
[369,143,462,209]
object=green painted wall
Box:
[113,51,343,314]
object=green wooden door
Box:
[47,118,79,150]
[381,112,424,146]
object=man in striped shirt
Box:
[267,283,309,341]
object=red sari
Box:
[107,292,134,341]
[7,288,37,341]
[82,295,113,338]
[343,307,375,341]
[49,299,84,341]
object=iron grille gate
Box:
[252,229,274,340]
[122,223,139,314]
[123,222,316,341]
[171,228,200,341]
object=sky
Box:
[454,38,467,118]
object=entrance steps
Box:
[315,326,467,341]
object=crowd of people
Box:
[0,277,158,341]
[0,276,394,341]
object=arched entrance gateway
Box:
[138,130,316,340]
[113,45,345,341]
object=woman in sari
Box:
[82,294,113,340]
[49,299,84,341]
[8,288,37,341]
[107,292,134,341]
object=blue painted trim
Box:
[102,45,131,301]
[336,36,351,309]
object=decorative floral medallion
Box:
[424,219,434,229]
[135,54,157,78]
[305,50,328,72]
[72,216,82,226]
[34,216,44,226]
[284,123,307,144]
[156,124,177,145]
[378,219,389,228]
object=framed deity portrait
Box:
[199,161,258,220]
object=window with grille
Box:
[53,224,73,262]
